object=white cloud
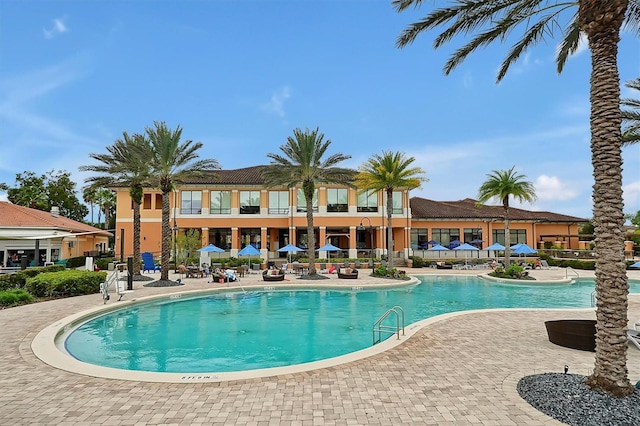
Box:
[260,86,291,117]
[43,18,68,39]
[624,180,640,211]
[534,175,579,201]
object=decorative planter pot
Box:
[544,319,596,352]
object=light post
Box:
[358,217,374,268]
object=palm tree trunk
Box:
[161,191,170,281]
[503,199,511,266]
[386,189,393,265]
[132,201,141,275]
[580,0,632,396]
[305,186,316,275]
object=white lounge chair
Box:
[540,260,558,270]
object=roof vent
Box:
[51,206,60,217]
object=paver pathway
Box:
[1,268,639,425]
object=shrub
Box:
[94,257,116,270]
[0,265,65,290]
[409,256,426,268]
[0,289,34,307]
[65,256,87,269]
[372,265,408,279]
[490,265,534,280]
[25,270,106,298]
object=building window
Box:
[492,229,527,246]
[296,188,318,213]
[210,190,231,214]
[410,228,429,249]
[464,228,483,247]
[357,191,378,213]
[142,194,152,209]
[241,228,261,249]
[392,191,403,214]
[240,191,260,214]
[268,191,289,214]
[431,228,460,247]
[180,191,202,214]
[327,188,348,213]
[155,194,162,210]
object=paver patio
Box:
[1,268,639,425]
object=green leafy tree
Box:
[262,127,355,275]
[625,210,640,227]
[1,170,88,221]
[176,229,202,264]
[476,167,537,266]
[80,132,153,275]
[621,77,640,145]
[2,171,48,210]
[354,151,427,264]
[145,121,220,283]
[394,0,636,394]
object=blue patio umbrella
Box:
[278,243,304,263]
[454,243,479,263]
[631,261,640,268]
[510,243,537,263]
[318,243,341,261]
[485,243,506,251]
[197,243,225,261]
[238,245,261,271]
[448,240,461,249]
[427,243,449,258]
[427,240,440,246]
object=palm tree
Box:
[81,132,152,276]
[394,0,636,396]
[82,186,98,225]
[262,127,355,276]
[354,151,427,265]
[476,167,537,266]
[621,77,640,145]
[145,121,220,283]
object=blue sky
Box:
[1,0,639,221]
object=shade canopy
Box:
[318,243,341,252]
[511,243,537,255]
[238,245,260,256]
[427,244,450,251]
[454,243,480,251]
[631,261,640,268]
[485,243,506,251]
[278,244,304,253]
[197,244,225,253]
[448,240,461,249]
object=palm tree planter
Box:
[545,320,597,352]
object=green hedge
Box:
[65,256,87,269]
[25,270,106,298]
[0,265,66,291]
[0,289,34,308]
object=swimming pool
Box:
[62,275,640,375]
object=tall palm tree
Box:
[394,0,636,396]
[81,132,152,276]
[82,186,98,225]
[145,121,220,283]
[262,127,355,276]
[354,151,427,265]
[476,167,537,266]
[621,77,640,145]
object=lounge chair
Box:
[337,268,358,279]
[141,252,160,273]
[540,260,558,270]
[262,269,285,281]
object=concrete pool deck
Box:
[2,267,640,425]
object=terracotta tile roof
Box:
[410,197,587,223]
[0,202,110,235]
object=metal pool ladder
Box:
[372,305,405,345]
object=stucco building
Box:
[112,166,587,263]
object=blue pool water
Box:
[64,276,640,373]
